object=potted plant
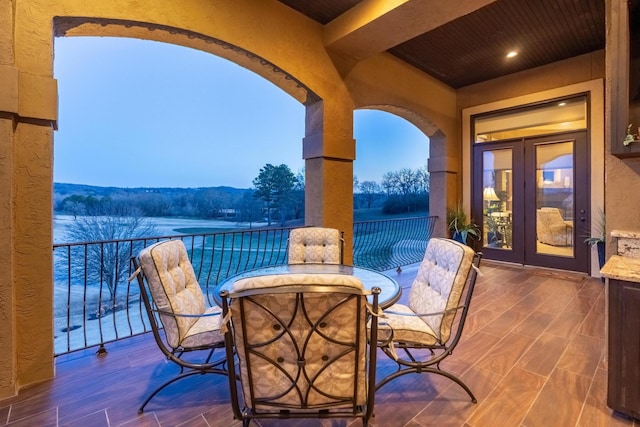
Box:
[584,210,606,280]
[485,216,503,247]
[446,205,481,246]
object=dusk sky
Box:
[53,37,429,189]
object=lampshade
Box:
[483,186,499,201]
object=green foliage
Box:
[584,209,606,246]
[54,183,252,220]
[446,205,481,243]
[252,164,299,226]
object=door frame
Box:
[473,132,590,272]
[461,80,604,277]
[472,139,524,265]
[523,132,590,272]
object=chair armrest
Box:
[152,308,221,319]
[383,305,465,318]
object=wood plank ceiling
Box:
[277,0,605,89]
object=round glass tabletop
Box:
[214,263,401,309]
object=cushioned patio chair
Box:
[536,207,573,246]
[130,239,227,413]
[220,272,380,426]
[287,226,344,264]
[374,237,482,402]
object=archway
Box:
[353,109,430,215]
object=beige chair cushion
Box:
[288,227,342,264]
[537,207,573,246]
[230,274,367,410]
[380,238,475,345]
[138,240,222,349]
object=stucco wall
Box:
[3,0,463,395]
[346,53,459,236]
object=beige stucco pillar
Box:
[0,0,18,399]
[0,0,57,397]
[427,130,458,237]
[303,98,356,264]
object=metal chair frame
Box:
[131,255,228,413]
[221,283,380,426]
[376,252,482,402]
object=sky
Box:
[53,37,429,189]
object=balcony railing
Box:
[52,216,436,356]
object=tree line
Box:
[55,163,429,311]
[55,164,429,226]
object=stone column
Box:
[303,98,356,264]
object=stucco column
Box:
[0,0,18,400]
[3,0,58,397]
[428,130,458,237]
[303,98,356,263]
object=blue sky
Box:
[53,37,429,189]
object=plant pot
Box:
[451,231,466,245]
[597,241,605,283]
[487,231,503,247]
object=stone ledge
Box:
[611,229,640,259]
[600,255,640,283]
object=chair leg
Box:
[138,370,214,413]
[422,366,477,403]
[376,365,477,403]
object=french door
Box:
[473,131,590,273]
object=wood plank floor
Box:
[1,261,638,427]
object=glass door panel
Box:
[535,142,574,257]
[482,149,513,250]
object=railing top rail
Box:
[52,225,295,248]
[53,217,437,247]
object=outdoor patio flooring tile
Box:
[0,261,636,427]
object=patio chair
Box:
[374,237,482,402]
[130,239,227,413]
[220,272,380,426]
[536,207,573,246]
[287,226,344,264]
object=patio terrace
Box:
[0,261,634,427]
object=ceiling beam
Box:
[324,0,497,61]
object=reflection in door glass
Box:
[535,142,574,257]
[482,149,512,250]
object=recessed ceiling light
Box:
[506,51,518,58]
[558,102,567,106]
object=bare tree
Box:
[62,202,159,313]
[381,166,429,214]
[358,180,382,208]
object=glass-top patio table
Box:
[214,263,401,309]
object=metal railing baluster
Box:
[52,217,436,356]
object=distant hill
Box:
[54,182,249,198]
[53,183,254,219]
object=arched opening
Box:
[353,109,430,217]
